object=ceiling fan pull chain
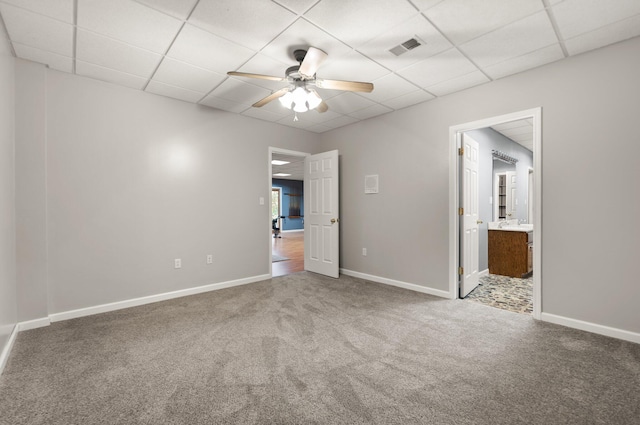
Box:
[293,112,299,122]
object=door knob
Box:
[331,218,339,223]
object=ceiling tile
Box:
[0,3,73,56]
[13,42,73,72]
[325,92,377,115]
[299,108,341,124]
[306,124,332,133]
[483,44,564,80]
[552,0,640,40]
[77,0,183,54]
[412,0,445,11]
[0,0,74,23]
[426,70,489,97]
[207,78,271,105]
[492,119,533,132]
[132,0,198,20]
[321,115,359,130]
[75,60,148,90]
[426,0,544,45]
[348,104,393,120]
[357,15,452,71]
[397,48,478,88]
[304,0,419,47]
[189,0,297,51]
[358,73,420,103]
[460,11,557,68]
[276,115,318,129]
[260,19,351,66]
[146,80,203,103]
[317,50,390,83]
[564,14,640,56]
[166,24,256,74]
[76,29,163,78]
[380,89,435,110]
[241,107,284,123]
[272,0,318,14]
[199,95,249,113]
[152,57,226,93]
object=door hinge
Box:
[458,147,464,156]
[458,267,464,275]
[458,207,464,215]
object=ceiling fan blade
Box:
[227,71,285,82]
[316,101,328,113]
[299,47,328,79]
[253,87,290,108]
[316,79,374,93]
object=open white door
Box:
[460,134,480,297]
[304,150,339,278]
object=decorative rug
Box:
[272,254,289,262]
[465,273,533,314]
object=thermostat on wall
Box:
[365,175,379,194]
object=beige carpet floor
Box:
[1,272,638,424]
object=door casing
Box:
[449,108,542,320]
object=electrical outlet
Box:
[174,258,181,269]
[206,255,213,264]
[362,248,367,256]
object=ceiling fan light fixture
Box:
[292,101,309,113]
[307,90,322,109]
[279,91,293,108]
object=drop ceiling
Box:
[1,0,639,133]
[492,118,534,151]
[272,153,305,181]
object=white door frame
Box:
[268,147,309,277]
[448,108,542,320]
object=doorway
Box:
[449,108,542,320]
[269,148,308,277]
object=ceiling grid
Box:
[0,0,638,133]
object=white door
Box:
[460,134,480,297]
[304,150,339,278]
[506,171,517,219]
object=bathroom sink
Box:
[488,222,533,232]
[498,224,533,232]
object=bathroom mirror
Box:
[493,156,516,221]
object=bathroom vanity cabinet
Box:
[488,230,533,278]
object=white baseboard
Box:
[281,229,304,233]
[479,268,489,277]
[340,268,453,299]
[50,274,271,323]
[18,317,51,331]
[541,312,640,344]
[0,324,18,376]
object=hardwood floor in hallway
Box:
[272,230,304,277]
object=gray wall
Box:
[465,128,533,272]
[17,67,319,317]
[319,36,640,334]
[0,25,16,356]
[15,59,48,321]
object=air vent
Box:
[389,37,423,56]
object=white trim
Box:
[0,324,19,376]
[479,268,489,277]
[340,268,453,299]
[449,107,542,319]
[49,274,271,323]
[541,313,640,344]
[17,317,51,331]
[281,229,304,233]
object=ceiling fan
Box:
[227,47,374,116]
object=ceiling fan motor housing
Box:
[293,49,308,63]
